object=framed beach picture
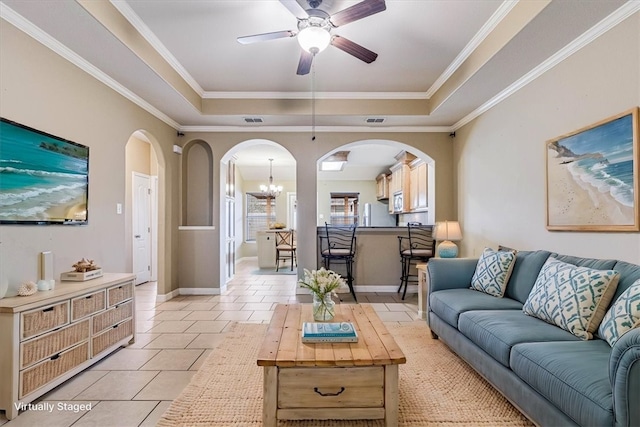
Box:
[546,107,639,231]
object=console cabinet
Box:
[0,273,135,420]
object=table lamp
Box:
[433,221,462,258]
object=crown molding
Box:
[4,1,636,136]
[425,0,519,99]
[202,91,429,100]
[179,125,454,133]
[0,3,181,130]
[110,0,205,97]
[452,1,640,131]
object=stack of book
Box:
[301,322,358,343]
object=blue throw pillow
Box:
[598,279,640,346]
[470,248,516,298]
[523,257,620,340]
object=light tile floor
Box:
[1,258,419,427]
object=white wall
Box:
[454,13,640,263]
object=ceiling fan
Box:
[237,0,386,75]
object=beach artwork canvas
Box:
[546,108,639,231]
[0,119,89,225]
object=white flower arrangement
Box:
[299,268,346,320]
[298,268,346,299]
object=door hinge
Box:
[148,265,151,271]
[148,188,151,195]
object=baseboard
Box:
[179,287,221,296]
[159,284,412,301]
[156,288,180,303]
[354,285,418,294]
[156,287,221,303]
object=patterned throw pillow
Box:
[523,257,620,340]
[470,248,516,298]
[598,279,640,346]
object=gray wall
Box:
[0,22,180,296]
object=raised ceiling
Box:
[1,0,635,132]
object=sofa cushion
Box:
[510,340,613,427]
[552,254,617,270]
[523,257,620,340]
[598,279,640,346]
[470,248,516,297]
[458,310,579,366]
[611,260,640,300]
[429,289,522,328]
[504,250,551,304]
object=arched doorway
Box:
[317,140,436,227]
[125,130,161,287]
[220,140,296,285]
[314,139,436,296]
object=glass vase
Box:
[312,293,335,321]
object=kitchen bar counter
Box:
[316,226,411,292]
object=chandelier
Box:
[260,158,283,198]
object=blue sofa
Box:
[427,251,640,427]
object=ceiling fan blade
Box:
[330,0,386,27]
[237,30,295,44]
[296,50,314,75]
[331,35,378,63]
[279,0,308,19]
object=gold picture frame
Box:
[546,107,639,231]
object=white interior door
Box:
[133,172,151,284]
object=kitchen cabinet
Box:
[409,159,428,211]
[376,174,389,200]
[389,152,413,213]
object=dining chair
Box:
[275,230,297,271]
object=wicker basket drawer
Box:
[92,301,133,334]
[19,341,89,398]
[71,290,105,321]
[107,281,134,307]
[20,319,90,369]
[21,301,70,340]
[92,318,133,356]
[278,367,384,409]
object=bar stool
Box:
[320,223,357,301]
[398,223,435,300]
[275,230,296,271]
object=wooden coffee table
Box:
[257,303,406,427]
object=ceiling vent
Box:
[365,118,385,123]
[244,117,264,123]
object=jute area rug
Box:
[158,322,533,426]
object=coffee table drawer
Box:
[278,367,384,409]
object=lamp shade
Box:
[433,221,462,241]
[297,26,331,53]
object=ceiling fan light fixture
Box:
[297,26,331,54]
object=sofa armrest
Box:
[428,258,478,293]
[610,327,640,427]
